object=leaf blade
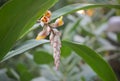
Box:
[23,4,120,39]
[16,63,33,81]
[63,41,118,81]
[1,39,49,62]
[51,4,120,20]
[0,0,57,60]
[34,51,53,64]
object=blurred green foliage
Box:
[0,0,120,81]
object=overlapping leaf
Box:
[24,4,120,40]
[1,39,49,62]
[51,4,120,20]
[63,41,117,81]
[0,0,58,60]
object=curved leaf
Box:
[1,39,49,62]
[0,0,57,60]
[34,51,53,64]
[24,4,120,39]
[61,44,72,57]
[51,4,120,20]
[16,64,33,81]
[2,39,72,62]
[62,19,80,40]
[63,41,117,81]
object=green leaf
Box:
[6,68,19,80]
[0,0,57,60]
[16,63,33,81]
[34,51,53,64]
[117,0,120,4]
[117,33,120,42]
[1,39,49,62]
[61,44,72,57]
[24,4,120,40]
[80,27,94,36]
[62,19,80,40]
[63,41,117,81]
[51,4,120,20]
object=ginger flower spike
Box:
[35,10,64,70]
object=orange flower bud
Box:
[41,16,49,23]
[85,9,94,16]
[44,10,51,18]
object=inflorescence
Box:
[36,10,64,70]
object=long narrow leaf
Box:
[0,0,57,60]
[1,39,49,62]
[51,4,120,20]
[23,4,120,39]
[63,41,118,81]
[1,39,118,81]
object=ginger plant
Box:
[36,10,64,70]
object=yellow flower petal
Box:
[55,16,64,26]
[36,35,46,40]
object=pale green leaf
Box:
[24,4,120,40]
[51,4,120,20]
[1,39,49,62]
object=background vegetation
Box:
[0,0,120,81]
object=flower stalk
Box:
[35,10,64,70]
